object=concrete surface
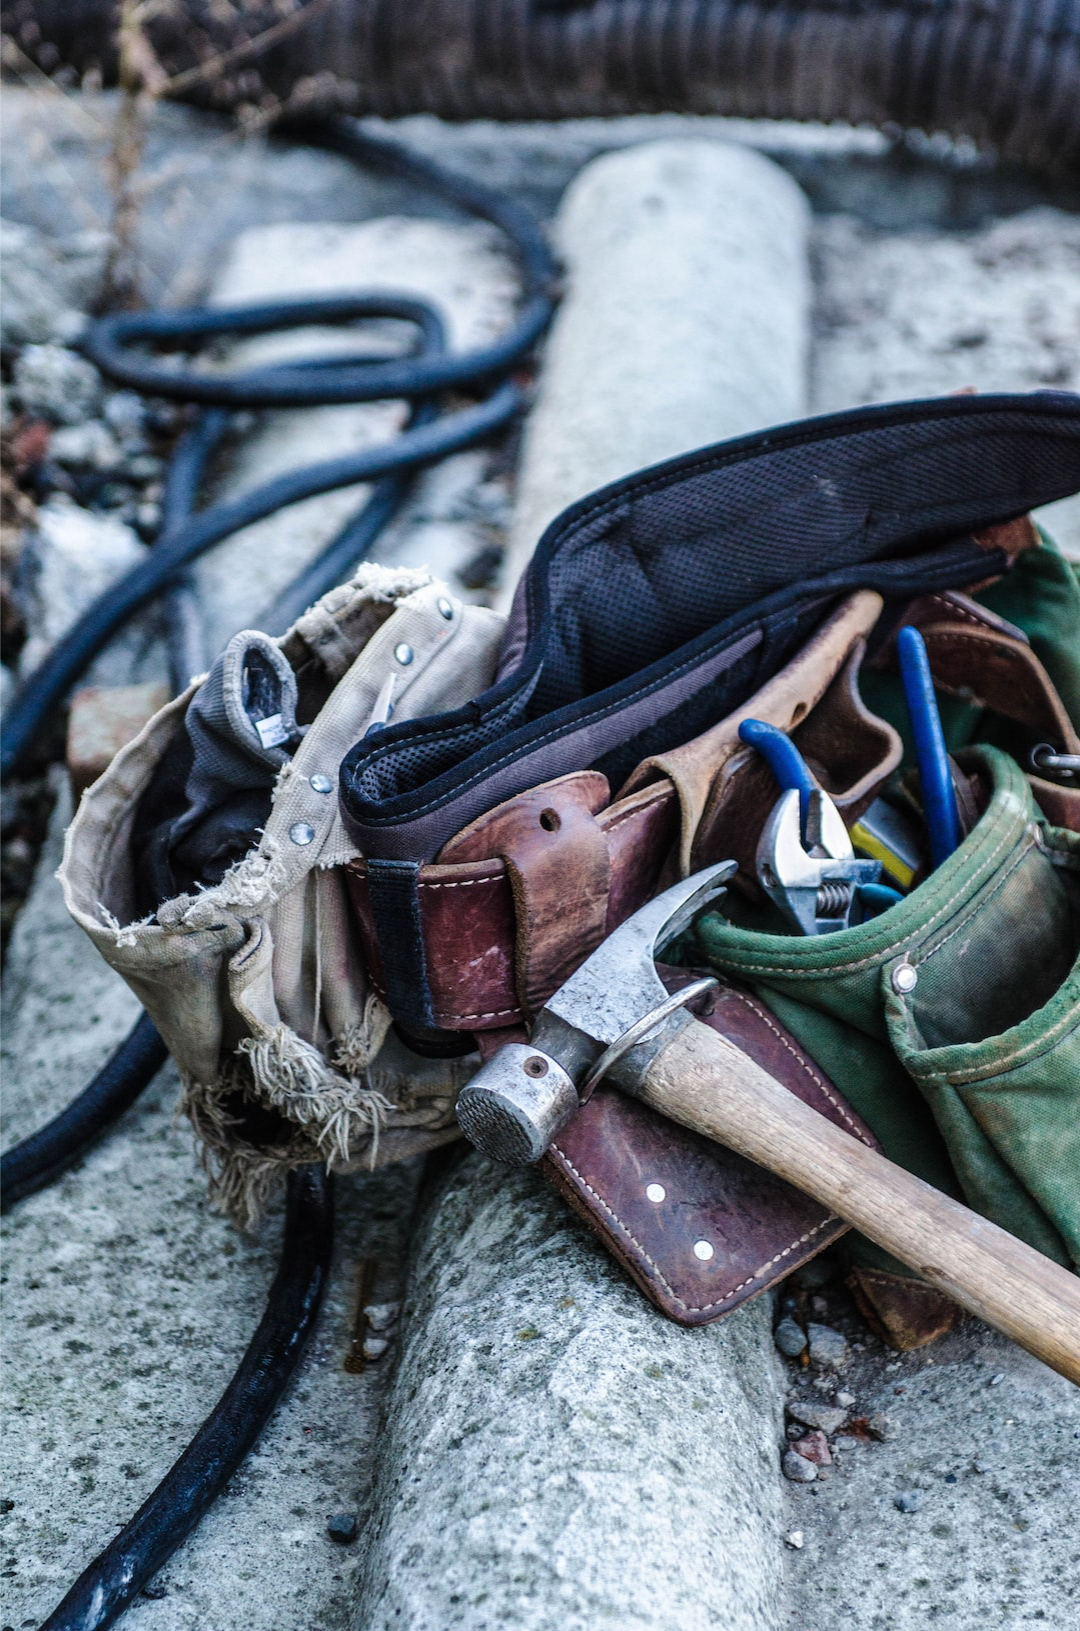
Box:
[0,779,423,1631]
[503,138,811,590]
[356,137,811,1631]
[811,205,1080,560]
[353,1155,785,1631]
[779,1308,1080,1631]
[1,180,518,1631]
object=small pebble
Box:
[989,1373,1005,1387]
[326,1512,358,1544]
[972,1459,990,1474]
[807,1322,848,1371]
[773,1316,808,1358]
[787,1401,848,1435]
[364,1301,401,1333]
[361,1335,390,1361]
[784,1530,804,1550]
[868,1412,899,1442]
[810,1295,828,1316]
[782,1450,818,1483]
[835,1391,856,1409]
[790,1430,832,1466]
[894,1490,922,1513]
[13,344,101,424]
[49,420,121,469]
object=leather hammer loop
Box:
[3,120,555,1631]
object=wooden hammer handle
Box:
[634,1017,1080,1385]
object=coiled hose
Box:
[1,117,556,1205]
[5,0,1080,175]
[2,121,553,1631]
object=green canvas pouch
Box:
[690,746,1080,1275]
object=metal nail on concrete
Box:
[500,138,810,601]
[353,140,811,1631]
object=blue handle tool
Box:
[738,718,817,841]
[896,625,962,869]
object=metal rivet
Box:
[437,596,454,621]
[309,774,333,795]
[394,642,414,666]
[522,1056,549,1078]
[289,822,316,847]
[645,1183,666,1204]
[693,1240,715,1262]
[891,962,918,995]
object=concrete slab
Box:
[353,139,812,1631]
[0,780,423,1631]
[352,1155,785,1631]
[501,138,810,592]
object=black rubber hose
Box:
[0,119,554,1209]
[37,1164,334,1631]
[0,1013,168,1211]
[0,376,520,778]
[6,0,1080,175]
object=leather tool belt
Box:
[61,391,1080,1340]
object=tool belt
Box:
[61,391,1080,1340]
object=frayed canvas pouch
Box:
[59,565,503,1223]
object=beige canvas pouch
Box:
[59,565,504,1222]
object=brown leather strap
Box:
[542,971,881,1326]
[439,773,612,1017]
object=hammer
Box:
[456,863,1080,1385]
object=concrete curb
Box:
[354,1157,785,1631]
[501,138,810,598]
[357,140,813,1630]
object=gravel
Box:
[12,343,102,425]
[806,1323,849,1372]
[782,1451,818,1484]
[786,1401,849,1435]
[773,1316,808,1358]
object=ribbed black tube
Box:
[5,0,1079,173]
[38,1165,334,1631]
[0,1014,168,1210]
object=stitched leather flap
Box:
[542,970,880,1327]
[621,591,885,876]
[438,772,612,1017]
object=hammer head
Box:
[455,860,735,1164]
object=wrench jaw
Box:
[757,789,881,936]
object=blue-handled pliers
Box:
[895,625,963,869]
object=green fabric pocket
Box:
[692,746,1080,1269]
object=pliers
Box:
[739,719,890,935]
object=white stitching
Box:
[722,988,869,1141]
[417,874,502,892]
[547,1145,838,1314]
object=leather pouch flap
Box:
[542,971,880,1326]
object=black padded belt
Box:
[340,392,1080,865]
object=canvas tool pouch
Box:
[691,745,1080,1344]
[59,566,505,1223]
